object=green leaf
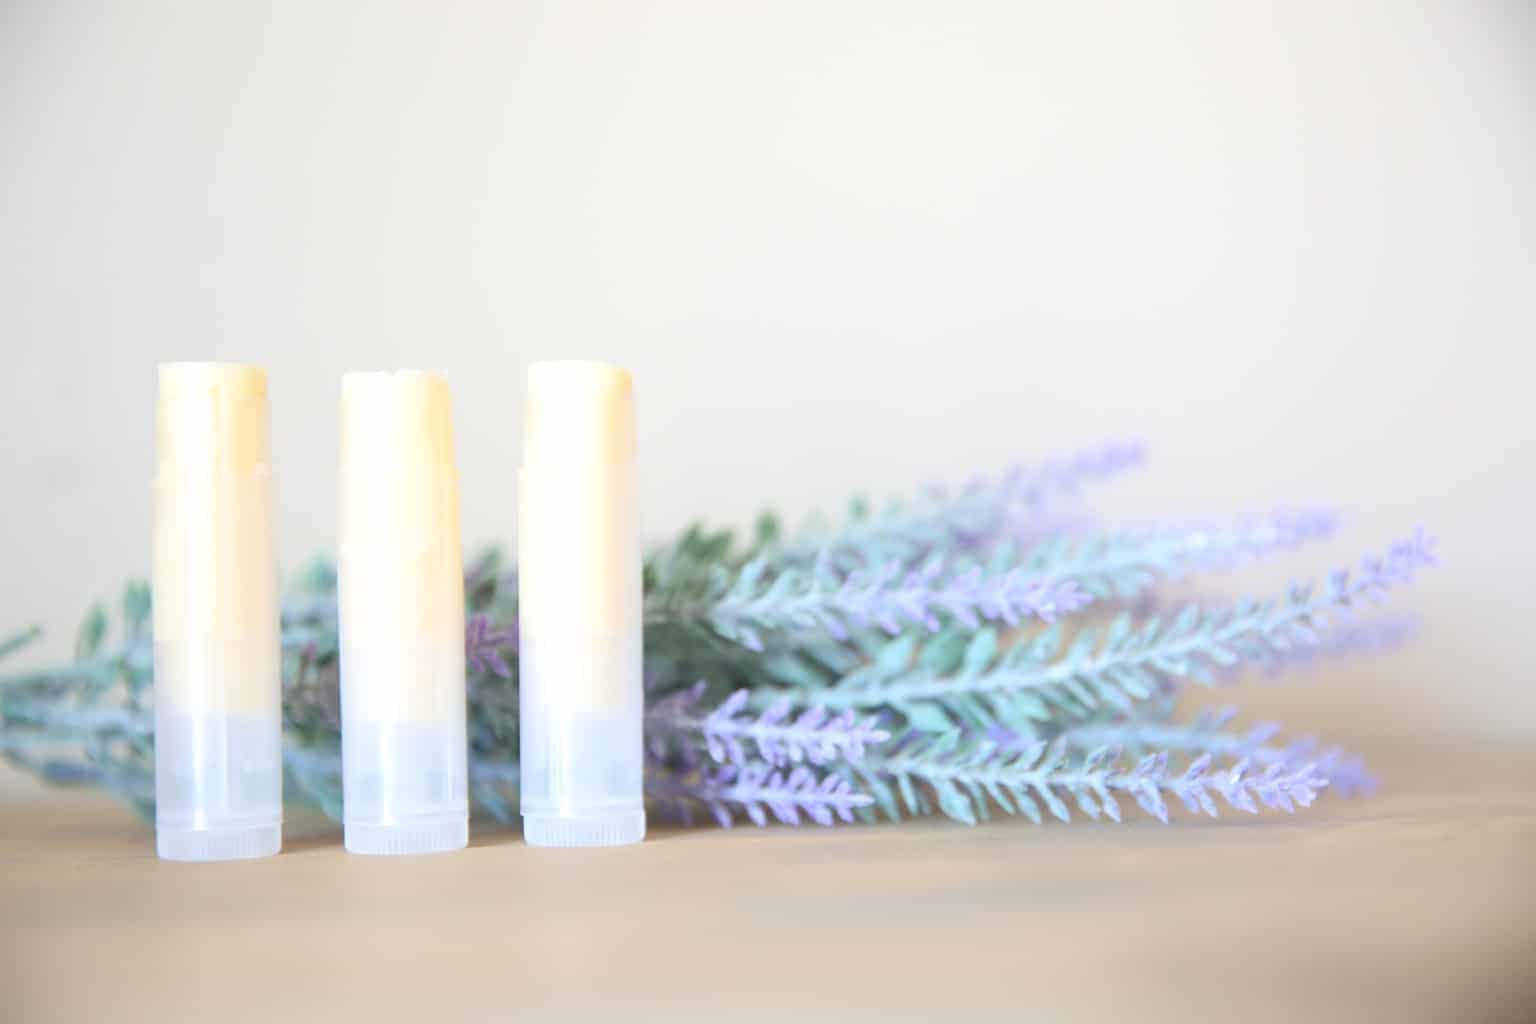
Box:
[730,559,768,598]
[933,779,978,825]
[961,628,998,676]
[700,528,735,562]
[75,604,108,660]
[121,582,151,636]
[1028,623,1062,661]
[759,652,829,690]
[1015,693,1053,721]
[950,695,991,730]
[858,768,900,822]
[1105,612,1133,651]
[918,628,968,676]
[472,783,513,824]
[1114,666,1154,699]
[1091,678,1132,712]
[874,633,916,675]
[753,510,782,548]
[1013,787,1043,824]
[901,702,955,733]
[300,557,337,593]
[1036,783,1071,823]
[984,781,1015,814]
[1063,677,1098,710]
[961,779,991,822]
[0,626,42,662]
[465,545,503,581]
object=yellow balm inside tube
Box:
[153,363,282,861]
[519,361,645,847]
[338,371,468,855]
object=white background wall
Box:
[2,1,1531,739]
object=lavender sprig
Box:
[646,682,890,766]
[700,555,1093,650]
[1020,507,1338,600]
[774,440,1146,569]
[683,508,1337,650]
[775,531,1435,729]
[859,734,1328,826]
[648,759,872,828]
[0,704,151,745]
[466,613,516,679]
[1228,616,1415,684]
[1059,708,1377,796]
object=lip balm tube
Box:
[153,363,283,861]
[338,371,468,855]
[518,361,645,847]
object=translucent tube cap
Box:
[157,823,281,863]
[155,713,282,862]
[524,811,646,848]
[345,820,468,856]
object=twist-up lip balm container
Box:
[153,363,283,861]
[519,360,645,847]
[338,370,469,855]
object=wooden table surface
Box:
[2,739,1533,1023]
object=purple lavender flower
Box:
[1225,616,1415,686]
[865,735,1330,826]
[647,682,890,766]
[1159,753,1329,819]
[1281,738,1377,797]
[1041,507,1339,598]
[1341,527,1438,599]
[465,613,516,679]
[706,556,1092,651]
[801,531,1436,724]
[967,507,1340,614]
[777,440,1146,569]
[648,759,872,827]
[702,508,1338,650]
[1060,708,1379,798]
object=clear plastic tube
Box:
[338,371,468,855]
[153,363,283,861]
[518,361,645,847]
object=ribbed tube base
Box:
[345,818,468,856]
[523,810,645,848]
[157,822,281,862]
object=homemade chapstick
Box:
[338,371,469,854]
[519,361,645,846]
[153,363,283,861]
